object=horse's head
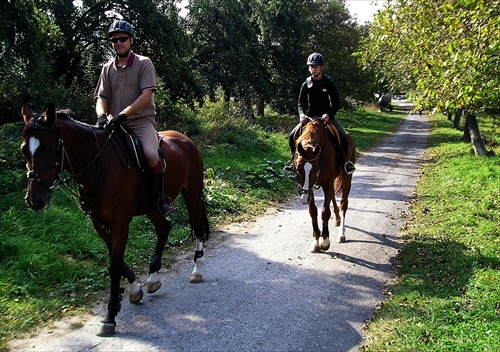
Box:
[294,121,323,205]
[21,104,62,210]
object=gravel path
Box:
[10,106,429,352]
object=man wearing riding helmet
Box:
[94,19,175,217]
[284,52,356,175]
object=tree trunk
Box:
[465,112,489,156]
[256,98,265,117]
[453,108,462,129]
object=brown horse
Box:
[21,104,209,336]
[293,118,355,252]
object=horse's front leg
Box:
[319,185,333,251]
[98,251,125,336]
[94,223,130,337]
[123,263,143,303]
[308,193,322,253]
[190,239,204,283]
[146,214,172,294]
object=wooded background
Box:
[0,0,374,124]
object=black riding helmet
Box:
[108,19,134,37]
[307,52,324,66]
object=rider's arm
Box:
[96,97,108,116]
[297,82,308,122]
[119,89,154,117]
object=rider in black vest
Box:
[284,52,356,175]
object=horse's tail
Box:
[334,176,343,195]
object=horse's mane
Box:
[296,121,324,147]
[56,109,95,128]
[56,109,73,119]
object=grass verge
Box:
[361,113,500,351]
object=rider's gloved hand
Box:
[96,114,108,128]
[108,113,127,129]
[300,114,308,124]
[321,114,330,123]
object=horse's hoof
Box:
[97,322,116,337]
[320,238,330,251]
[190,273,203,283]
[310,245,320,253]
[334,220,341,227]
[129,286,143,304]
[147,281,161,294]
[337,235,346,243]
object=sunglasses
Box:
[110,36,129,44]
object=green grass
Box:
[0,102,404,349]
[361,114,500,351]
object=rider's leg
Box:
[284,123,302,172]
[150,160,176,217]
[131,119,176,216]
[329,119,356,175]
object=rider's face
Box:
[309,65,322,77]
[111,33,132,57]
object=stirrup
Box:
[344,161,356,175]
[159,199,176,217]
[283,160,294,172]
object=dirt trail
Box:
[10,106,429,351]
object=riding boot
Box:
[330,119,356,175]
[150,160,176,217]
[284,123,302,172]
[341,139,356,175]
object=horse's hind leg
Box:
[145,213,172,294]
[190,239,204,283]
[185,192,209,283]
[337,175,352,243]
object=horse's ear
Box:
[314,145,321,155]
[22,104,33,126]
[45,103,56,125]
[297,143,305,155]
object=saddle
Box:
[110,125,163,173]
[295,121,341,150]
[325,123,341,149]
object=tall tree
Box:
[251,0,305,115]
[360,0,499,155]
[186,0,266,119]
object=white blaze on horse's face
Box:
[302,162,313,191]
[300,161,313,205]
[28,137,40,169]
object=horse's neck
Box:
[59,118,100,176]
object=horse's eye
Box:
[46,146,56,155]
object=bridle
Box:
[24,116,114,193]
[24,117,65,192]
[295,153,321,199]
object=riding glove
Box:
[96,114,108,128]
[108,113,127,129]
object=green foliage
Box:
[359,0,500,116]
[362,115,500,351]
[0,0,375,125]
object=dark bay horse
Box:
[293,118,355,252]
[21,104,209,336]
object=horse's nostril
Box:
[25,196,48,211]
